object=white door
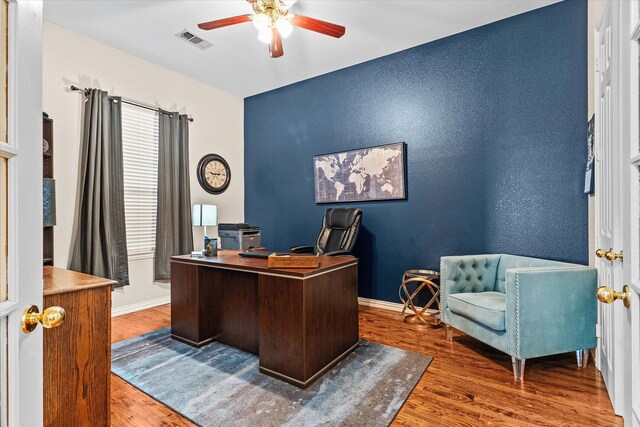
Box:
[595,1,621,399]
[595,1,640,425]
[0,1,44,426]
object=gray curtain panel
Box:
[154,112,193,280]
[69,90,129,287]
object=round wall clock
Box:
[197,154,231,195]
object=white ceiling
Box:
[44,0,560,98]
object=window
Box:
[122,102,159,257]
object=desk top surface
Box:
[171,250,357,278]
[43,266,117,296]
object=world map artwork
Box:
[313,142,406,203]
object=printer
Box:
[218,223,261,251]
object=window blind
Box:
[122,102,159,257]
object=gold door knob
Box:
[21,305,65,333]
[595,248,608,258]
[605,250,623,262]
[596,285,631,308]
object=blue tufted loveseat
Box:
[440,254,597,381]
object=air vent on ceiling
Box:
[176,29,213,50]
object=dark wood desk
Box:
[170,251,359,388]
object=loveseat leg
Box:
[511,357,526,381]
[444,324,453,341]
[576,349,591,368]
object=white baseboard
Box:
[111,296,171,317]
[358,296,438,315]
[358,297,405,312]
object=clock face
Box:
[205,160,227,188]
[197,154,231,194]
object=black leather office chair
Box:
[291,208,362,256]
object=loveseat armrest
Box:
[505,266,597,360]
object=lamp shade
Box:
[192,204,218,227]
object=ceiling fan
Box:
[197,0,346,58]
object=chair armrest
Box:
[290,245,314,254]
[323,250,353,257]
[505,267,597,360]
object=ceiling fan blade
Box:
[269,28,284,58]
[290,15,345,38]
[198,15,252,31]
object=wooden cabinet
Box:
[43,266,114,427]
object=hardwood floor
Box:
[111,307,194,427]
[111,304,621,426]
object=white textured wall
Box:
[43,22,244,311]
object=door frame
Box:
[618,0,635,419]
[628,0,640,423]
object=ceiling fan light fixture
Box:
[252,13,270,31]
[276,18,293,38]
[258,28,272,43]
[197,0,346,58]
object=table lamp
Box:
[193,204,218,256]
[192,204,218,237]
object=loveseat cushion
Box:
[447,291,506,331]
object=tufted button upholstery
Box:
[443,254,572,295]
[494,254,573,292]
[444,255,499,294]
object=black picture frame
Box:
[313,142,407,204]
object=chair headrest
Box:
[325,208,361,229]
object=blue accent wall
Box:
[244,0,588,303]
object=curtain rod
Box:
[69,85,194,122]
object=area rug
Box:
[112,327,432,427]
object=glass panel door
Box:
[0,1,43,424]
[0,0,7,305]
[0,0,6,305]
[0,2,8,425]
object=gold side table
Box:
[399,269,441,326]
